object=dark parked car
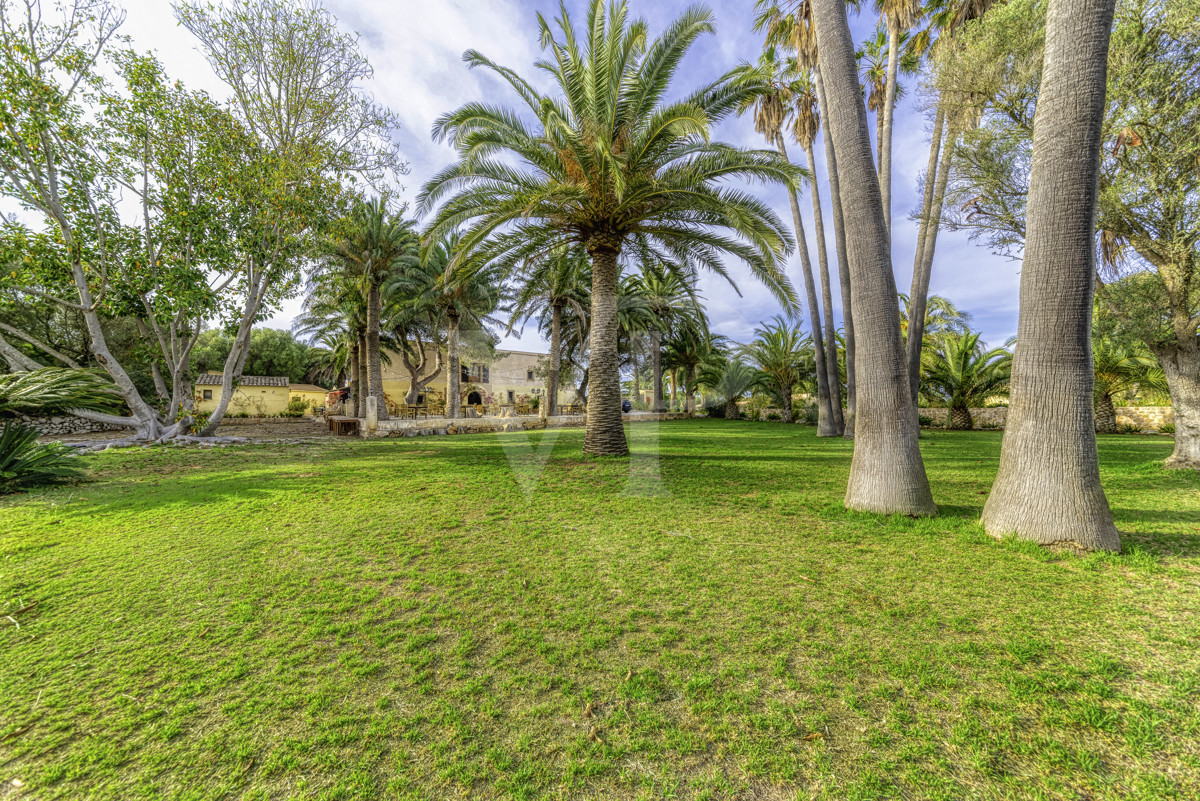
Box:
[621,399,632,412]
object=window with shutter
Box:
[482,366,490,384]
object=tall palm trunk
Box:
[906,105,955,404]
[548,301,562,417]
[685,367,697,416]
[349,340,361,417]
[356,334,368,418]
[777,139,837,435]
[879,14,900,236]
[1155,343,1200,468]
[367,284,388,420]
[812,0,935,516]
[981,0,1120,552]
[651,329,667,413]
[632,351,641,402]
[816,67,856,438]
[584,245,628,455]
[669,368,678,412]
[804,142,846,434]
[446,310,461,419]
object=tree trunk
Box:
[879,15,900,237]
[906,101,950,404]
[949,405,973,431]
[1154,343,1200,469]
[446,311,461,419]
[805,143,845,435]
[355,335,368,418]
[632,351,641,404]
[401,337,444,405]
[367,284,388,420]
[685,367,696,417]
[0,333,44,371]
[778,139,837,436]
[981,0,1120,552]
[670,368,678,412]
[583,244,628,456]
[780,383,794,423]
[725,398,740,420]
[548,301,562,416]
[812,0,935,516]
[1094,394,1118,434]
[652,329,667,412]
[348,341,361,417]
[815,67,856,439]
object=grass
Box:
[1,421,1198,800]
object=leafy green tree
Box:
[919,332,1011,429]
[420,1,798,456]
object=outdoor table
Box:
[328,416,359,436]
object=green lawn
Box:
[1,421,1198,800]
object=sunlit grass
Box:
[1,422,1197,799]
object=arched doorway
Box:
[467,391,482,405]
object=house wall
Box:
[289,390,328,413]
[377,348,577,406]
[195,385,290,416]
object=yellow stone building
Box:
[288,383,331,413]
[194,374,290,416]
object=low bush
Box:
[918,415,936,427]
[765,412,781,421]
[0,420,84,494]
[1159,423,1175,434]
[1120,423,1141,434]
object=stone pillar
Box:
[365,396,378,431]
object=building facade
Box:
[377,348,577,408]
[194,374,291,416]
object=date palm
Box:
[629,262,702,413]
[323,200,419,421]
[419,1,798,456]
[506,245,591,417]
[737,47,839,435]
[919,332,1011,430]
[1092,338,1159,434]
[742,316,813,422]
[699,358,766,420]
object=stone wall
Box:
[20,414,125,436]
[365,411,690,438]
[918,406,1173,432]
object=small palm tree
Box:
[0,369,122,493]
[699,358,766,420]
[420,1,799,455]
[1093,338,1159,434]
[899,292,972,344]
[742,316,813,423]
[920,333,1011,430]
[629,262,703,413]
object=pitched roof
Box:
[289,383,330,393]
[195,374,289,387]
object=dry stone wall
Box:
[20,414,125,436]
[918,406,1173,431]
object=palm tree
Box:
[419,1,798,456]
[406,233,502,419]
[629,262,702,414]
[809,0,935,516]
[742,316,813,423]
[755,1,857,437]
[875,0,924,235]
[507,245,591,417]
[699,358,766,420]
[295,272,369,416]
[899,293,972,344]
[322,200,419,421]
[737,47,838,435]
[663,323,719,417]
[1093,338,1159,434]
[980,0,1120,552]
[920,333,1011,430]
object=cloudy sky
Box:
[112,0,1021,351]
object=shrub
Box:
[1159,423,1175,434]
[287,397,311,415]
[918,415,935,427]
[1120,423,1141,434]
[0,421,84,494]
[799,403,819,425]
[979,421,1001,430]
[702,402,725,419]
[765,412,781,421]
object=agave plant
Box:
[0,369,123,493]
